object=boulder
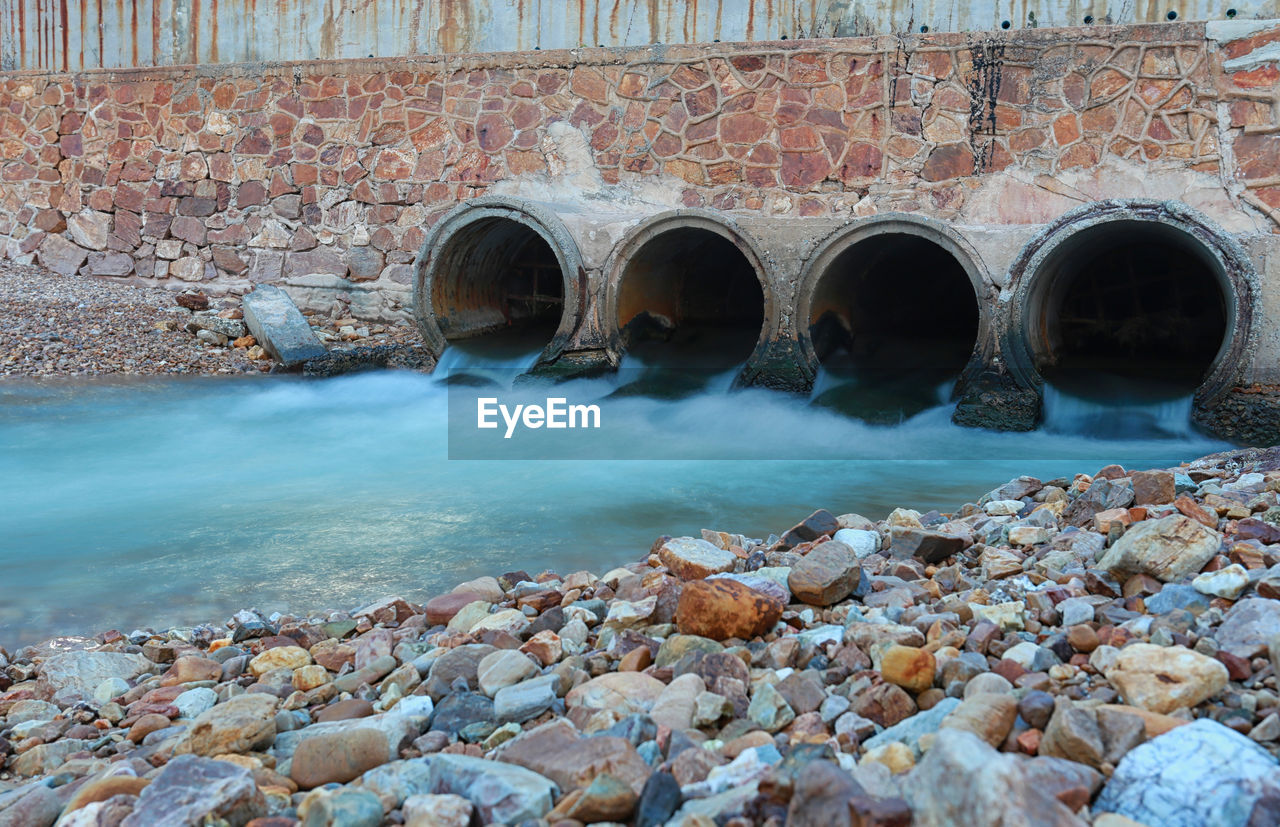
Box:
[290,727,390,789]
[242,284,327,367]
[658,537,737,580]
[494,674,559,723]
[1096,515,1221,583]
[120,755,266,826]
[889,528,972,564]
[39,651,153,701]
[1104,644,1228,714]
[1095,719,1280,827]
[402,793,473,827]
[296,787,384,827]
[877,645,936,694]
[174,693,278,756]
[425,753,558,824]
[901,729,1087,826]
[498,719,652,794]
[476,650,539,698]
[788,541,861,605]
[248,645,311,677]
[675,579,783,640]
[1217,598,1280,659]
[940,693,1017,747]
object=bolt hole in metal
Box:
[1001,20,1011,29]
[1227,8,1238,17]
[1084,15,1094,24]
[1167,10,1178,19]
[807,234,979,423]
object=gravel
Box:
[0,261,423,378]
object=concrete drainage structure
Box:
[416,195,1269,435]
[6,16,1280,441]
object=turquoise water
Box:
[0,357,1229,650]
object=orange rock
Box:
[128,713,172,744]
[1093,507,1132,534]
[878,645,936,693]
[65,776,150,811]
[160,656,223,686]
[1017,728,1042,754]
[289,728,389,789]
[675,579,783,641]
[618,647,652,672]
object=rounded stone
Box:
[248,645,312,678]
[878,645,937,694]
[675,579,784,641]
[289,728,390,789]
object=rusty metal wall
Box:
[3,0,1278,71]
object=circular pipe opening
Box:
[430,217,564,342]
[1005,201,1256,408]
[414,199,582,369]
[805,231,981,420]
[615,226,765,369]
[1025,221,1228,396]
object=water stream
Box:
[0,337,1230,649]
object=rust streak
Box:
[190,0,199,63]
[59,0,68,70]
[647,0,656,44]
[746,0,754,40]
[18,0,27,69]
[15,0,23,68]
[209,0,217,61]
[130,0,138,65]
[114,0,121,64]
[151,0,159,65]
[95,0,102,68]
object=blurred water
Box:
[0,345,1231,649]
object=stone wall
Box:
[1,20,1279,339]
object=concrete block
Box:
[242,285,327,368]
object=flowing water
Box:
[0,335,1231,649]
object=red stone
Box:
[780,151,830,188]
[920,143,975,182]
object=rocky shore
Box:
[0,261,427,378]
[6,446,1280,826]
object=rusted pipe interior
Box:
[430,216,565,340]
[1025,220,1229,393]
[615,227,764,366]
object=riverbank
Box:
[0,262,425,378]
[4,445,1280,826]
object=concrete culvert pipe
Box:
[607,212,768,372]
[1006,200,1256,405]
[414,198,582,366]
[797,215,987,420]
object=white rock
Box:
[95,677,131,705]
[833,528,879,558]
[984,500,1024,516]
[1057,597,1095,626]
[403,793,473,827]
[1192,564,1249,600]
[173,687,219,720]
